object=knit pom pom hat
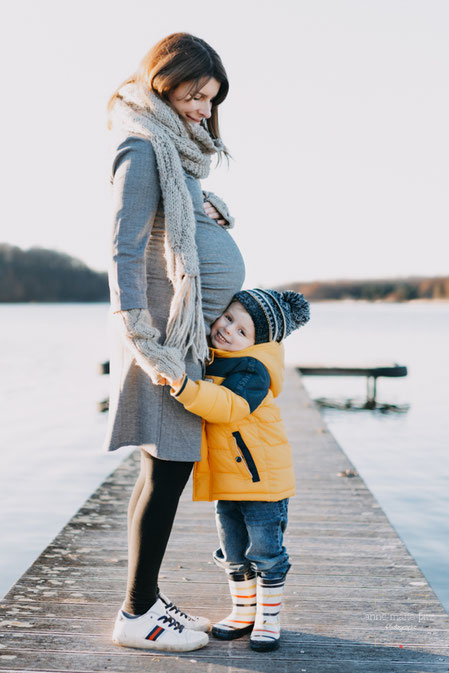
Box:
[232,289,310,344]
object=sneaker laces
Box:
[157,613,184,632]
[164,600,195,622]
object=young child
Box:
[163,288,310,651]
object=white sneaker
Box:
[112,598,208,652]
[158,590,211,632]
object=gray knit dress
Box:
[103,136,245,461]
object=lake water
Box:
[0,302,448,614]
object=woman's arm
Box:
[109,136,161,313]
[109,136,184,383]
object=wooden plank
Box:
[1,630,449,651]
[0,367,448,673]
[17,562,426,579]
[1,614,448,635]
[1,660,449,673]
[2,599,447,622]
[11,569,434,591]
[1,639,449,670]
[1,653,449,673]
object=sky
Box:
[1,0,448,287]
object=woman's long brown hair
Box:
[108,33,229,154]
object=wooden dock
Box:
[1,369,448,672]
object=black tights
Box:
[124,449,193,615]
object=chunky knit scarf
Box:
[109,81,227,363]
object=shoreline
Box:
[300,298,449,305]
[1,298,449,306]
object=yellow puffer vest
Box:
[173,341,295,501]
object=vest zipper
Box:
[232,431,261,483]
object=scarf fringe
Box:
[165,275,209,362]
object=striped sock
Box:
[250,576,285,650]
[212,572,257,639]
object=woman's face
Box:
[168,77,220,124]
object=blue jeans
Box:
[213,499,290,580]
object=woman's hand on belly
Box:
[203,200,227,226]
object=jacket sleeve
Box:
[108,137,161,313]
[171,360,270,424]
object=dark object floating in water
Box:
[297,363,409,413]
[98,361,110,412]
[337,469,358,478]
[98,361,110,375]
[97,399,109,413]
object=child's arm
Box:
[165,360,271,424]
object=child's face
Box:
[210,301,256,351]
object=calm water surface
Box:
[0,302,448,613]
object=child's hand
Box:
[161,372,186,390]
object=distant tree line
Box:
[0,244,109,302]
[283,276,449,302]
[1,243,447,303]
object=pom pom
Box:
[281,291,310,328]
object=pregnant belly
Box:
[145,216,245,336]
[196,220,245,333]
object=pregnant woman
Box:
[104,33,245,652]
